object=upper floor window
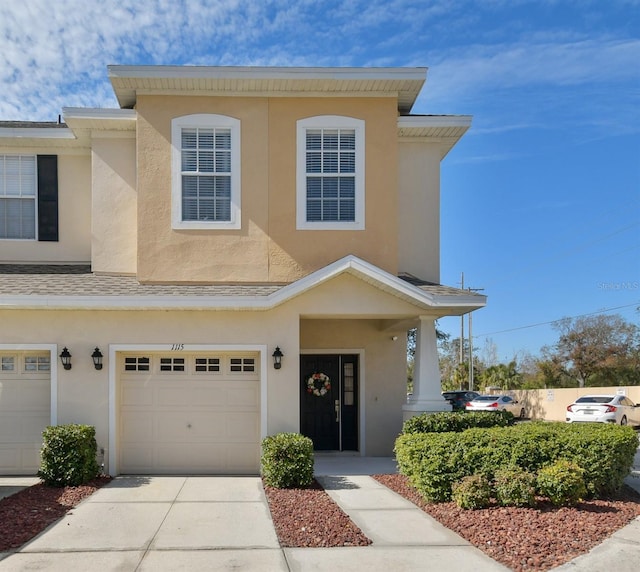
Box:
[171,114,241,230]
[0,155,37,239]
[296,116,365,230]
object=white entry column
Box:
[403,316,451,420]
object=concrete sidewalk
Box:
[0,452,638,571]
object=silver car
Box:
[465,395,526,418]
[566,395,640,426]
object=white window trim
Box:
[296,115,365,230]
[171,114,241,230]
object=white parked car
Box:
[566,395,640,426]
[465,395,526,418]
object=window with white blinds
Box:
[305,129,356,222]
[297,116,365,230]
[0,155,37,239]
[171,114,241,230]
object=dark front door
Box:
[300,354,358,451]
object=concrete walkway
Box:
[0,452,638,571]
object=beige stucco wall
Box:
[512,387,640,422]
[91,137,137,274]
[0,151,91,263]
[134,95,399,283]
[135,96,270,283]
[267,97,399,282]
[397,141,441,283]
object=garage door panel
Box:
[226,413,260,440]
[0,448,19,470]
[119,353,260,475]
[0,380,49,409]
[120,446,154,470]
[121,386,154,407]
[227,387,259,407]
[0,357,50,475]
[155,413,227,441]
[121,412,154,440]
[156,385,227,407]
[228,445,260,472]
[18,413,50,441]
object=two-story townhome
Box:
[0,65,485,476]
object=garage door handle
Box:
[187,423,192,429]
[335,400,340,422]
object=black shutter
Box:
[37,155,58,242]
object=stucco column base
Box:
[402,399,452,422]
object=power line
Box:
[473,301,640,338]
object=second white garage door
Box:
[119,352,260,475]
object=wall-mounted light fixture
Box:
[59,347,72,370]
[272,346,283,370]
[91,347,103,370]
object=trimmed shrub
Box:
[395,432,465,501]
[402,410,514,435]
[395,422,637,502]
[261,432,314,488]
[494,468,536,507]
[38,424,100,487]
[452,474,491,509]
[537,460,587,506]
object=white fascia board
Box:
[62,108,136,121]
[108,65,427,82]
[0,255,485,312]
[0,128,75,140]
[397,115,473,129]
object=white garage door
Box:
[0,352,51,475]
[119,352,260,475]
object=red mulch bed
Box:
[263,478,371,547]
[374,473,640,572]
[0,477,111,552]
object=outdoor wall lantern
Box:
[59,347,72,370]
[272,346,283,370]
[91,347,103,370]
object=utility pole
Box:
[466,285,485,391]
[459,272,464,366]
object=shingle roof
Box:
[0,265,283,297]
[0,121,67,128]
[0,261,485,316]
[398,272,484,298]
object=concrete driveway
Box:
[0,461,508,572]
[1,452,639,571]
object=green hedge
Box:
[38,424,100,487]
[401,410,514,435]
[395,422,638,502]
[261,432,314,488]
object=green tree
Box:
[542,314,640,387]
[477,360,522,391]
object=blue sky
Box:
[2,0,638,360]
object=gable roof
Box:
[108,65,427,113]
[0,256,485,316]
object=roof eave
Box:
[107,65,427,113]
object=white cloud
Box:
[1,0,638,132]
